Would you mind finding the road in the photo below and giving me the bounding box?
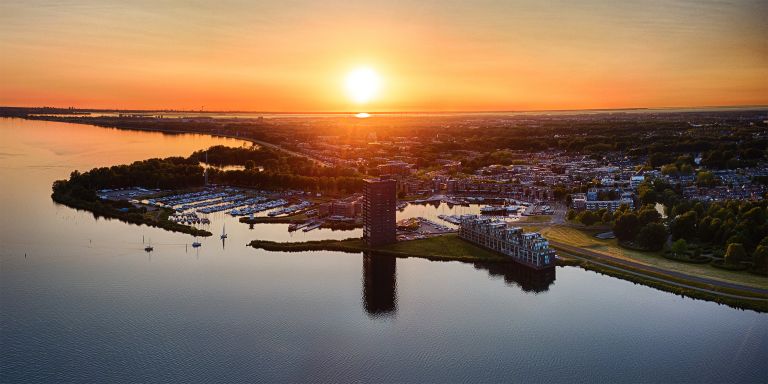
[250,139,332,167]
[552,240,768,299]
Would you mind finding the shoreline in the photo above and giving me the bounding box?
[51,191,212,238]
[250,235,768,312]
[23,114,767,311]
[249,234,509,263]
[17,115,332,167]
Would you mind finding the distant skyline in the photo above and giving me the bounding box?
[1,0,767,112]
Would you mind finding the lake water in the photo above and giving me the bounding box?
[1,118,766,383]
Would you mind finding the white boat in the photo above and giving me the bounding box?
[220,224,227,239]
[480,205,507,214]
[302,222,322,232]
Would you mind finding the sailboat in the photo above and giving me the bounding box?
[220,223,228,239]
[144,238,154,252]
[192,237,202,248]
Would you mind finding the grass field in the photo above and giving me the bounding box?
[539,225,768,289]
[518,215,553,223]
[250,233,506,262]
[383,234,503,260]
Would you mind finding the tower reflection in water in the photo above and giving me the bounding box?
[362,252,397,317]
[361,251,558,318]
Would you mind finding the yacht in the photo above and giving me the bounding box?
[480,205,507,215]
[220,224,228,239]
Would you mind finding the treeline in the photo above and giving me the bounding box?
[52,146,366,199]
[647,139,766,170]
[17,113,284,146]
[637,179,767,274]
[60,157,205,191]
[611,205,667,251]
[567,204,667,252]
[209,169,364,194]
[191,145,277,167]
[667,200,767,267]
[191,145,360,178]
[10,107,766,173]
[52,168,211,237]
[405,112,765,174]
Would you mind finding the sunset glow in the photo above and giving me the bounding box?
[345,68,381,104]
[0,1,766,111]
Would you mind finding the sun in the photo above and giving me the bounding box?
[344,67,381,104]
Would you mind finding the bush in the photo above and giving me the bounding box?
[671,239,688,256]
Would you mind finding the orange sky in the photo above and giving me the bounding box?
[1,1,767,112]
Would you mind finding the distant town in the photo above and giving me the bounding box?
[3,106,767,311]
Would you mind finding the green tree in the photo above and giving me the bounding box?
[661,164,679,176]
[577,211,599,226]
[752,245,768,275]
[671,238,688,256]
[639,188,658,206]
[696,171,718,187]
[726,233,751,252]
[697,216,713,240]
[649,152,674,168]
[724,243,747,265]
[637,223,668,251]
[637,205,662,226]
[613,212,640,241]
[742,207,766,226]
[670,210,697,240]
[601,211,613,224]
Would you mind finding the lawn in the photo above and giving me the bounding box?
[539,225,768,289]
[250,233,506,262]
[383,233,503,260]
[519,215,553,223]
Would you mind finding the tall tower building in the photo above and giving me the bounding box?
[363,176,397,246]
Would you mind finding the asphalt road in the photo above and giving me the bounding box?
[250,139,332,167]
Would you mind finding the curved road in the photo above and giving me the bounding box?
[250,139,332,167]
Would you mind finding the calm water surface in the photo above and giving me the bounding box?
[1,118,766,383]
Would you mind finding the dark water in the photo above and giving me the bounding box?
[1,118,766,383]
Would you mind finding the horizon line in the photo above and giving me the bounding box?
[2,104,767,115]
